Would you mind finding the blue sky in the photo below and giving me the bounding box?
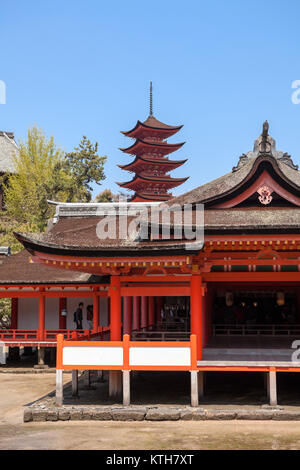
[1,0,300,198]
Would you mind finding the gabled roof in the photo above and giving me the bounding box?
[0,131,19,173]
[168,123,300,207]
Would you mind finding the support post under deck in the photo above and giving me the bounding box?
[72,370,78,396]
[56,369,63,406]
[190,370,199,407]
[123,370,130,405]
[268,369,277,406]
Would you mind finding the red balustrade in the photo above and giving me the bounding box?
[0,329,38,341]
[0,328,110,343]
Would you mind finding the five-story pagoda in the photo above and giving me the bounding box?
[118,82,188,201]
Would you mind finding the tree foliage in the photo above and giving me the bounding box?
[63,136,107,202]
[3,127,107,230]
[94,189,119,203]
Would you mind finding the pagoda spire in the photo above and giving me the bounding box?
[118,86,188,202]
[149,81,153,117]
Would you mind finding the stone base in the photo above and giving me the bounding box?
[23,405,300,423]
[33,365,49,370]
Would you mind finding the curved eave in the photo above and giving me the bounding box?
[121,120,183,138]
[120,139,185,155]
[14,232,199,258]
[117,175,189,189]
[131,193,172,202]
[118,157,188,171]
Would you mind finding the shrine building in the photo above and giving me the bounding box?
[0,111,300,407]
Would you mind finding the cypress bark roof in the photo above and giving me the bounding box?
[0,250,109,284]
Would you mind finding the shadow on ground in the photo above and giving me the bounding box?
[28,370,300,409]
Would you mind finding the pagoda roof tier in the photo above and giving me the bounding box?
[120,139,185,157]
[121,116,183,140]
[131,193,172,202]
[118,155,187,173]
[117,174,189,191]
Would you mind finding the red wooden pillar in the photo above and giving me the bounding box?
[93,294,99,333]
[38,294,45,341]
[148,297,155,328]
[123,297,132,336]
[132,296,140,331]
[202,292,206,347]
[59,298,67,330]
[141,296,148,330]
[110,276,121,341]
[10,298,18,329]
[190,275,203,360]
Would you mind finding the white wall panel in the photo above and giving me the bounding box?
[66,297,93,330]
[45,297,59,329]
[18,298,38,329]
[63,346,123,366]
[129,347,191,367]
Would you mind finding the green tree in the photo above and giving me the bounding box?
[94,189,130,203]
[94,189,118,202]
[63,136,107,202]
[3,127,107,230]
[3,127,71,229]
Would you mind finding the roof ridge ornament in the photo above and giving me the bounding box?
[232,121,299,172]
[278,152,299,170]
[259,120,271,154]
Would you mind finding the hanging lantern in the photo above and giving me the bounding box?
[226,292,234,307]
[276,292,285,306]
